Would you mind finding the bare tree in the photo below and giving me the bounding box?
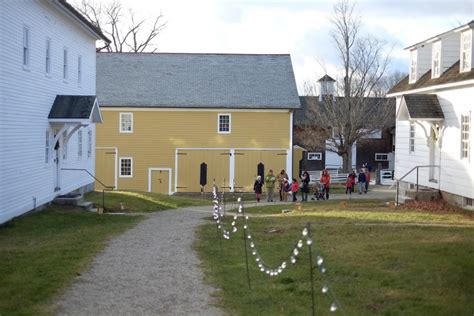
[73,0,166,52]
[301,0,394,172]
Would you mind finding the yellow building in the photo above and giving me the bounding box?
[95,53,300,194]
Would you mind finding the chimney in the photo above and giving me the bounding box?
[317,75,336,102]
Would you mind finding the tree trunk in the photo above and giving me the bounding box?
[341,144,353,173]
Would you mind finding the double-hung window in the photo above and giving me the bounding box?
[120,113,133,133]
[119,157,133,177]
[23,26,30,67]
[218,114,231,133]
[45,39,51,74]
[461,114,471,160]
[409,49,417,83]
[375,153,389,161]
[432,41,441,78]
[63,48,68,80]
[461,30,472,72]
[409,122,415,153]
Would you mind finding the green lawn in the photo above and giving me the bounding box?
[85,190,210,212]
[0,206,143,315]
[195,200,474,315]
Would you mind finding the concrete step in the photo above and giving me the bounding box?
[53,194,84,206]
[406,188,440,200]
[397,195,414,205]
[77,201,93,212]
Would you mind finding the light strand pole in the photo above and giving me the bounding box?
[307,222,315,316]
[242,202,252,289]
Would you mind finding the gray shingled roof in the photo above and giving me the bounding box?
[403,94,444,119]
[96,53,300,109]
[48,95,97,119]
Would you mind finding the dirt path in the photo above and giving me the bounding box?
[56,206,223,316]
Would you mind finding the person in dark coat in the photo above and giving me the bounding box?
[357,169,366,194]
[254,175,264,202]
[300,170,310,202]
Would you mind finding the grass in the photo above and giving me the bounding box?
[0,205,143,315]
[85,190,210,212]
[195,200,474,315]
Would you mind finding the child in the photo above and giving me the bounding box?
[291,178,299,202]
[282,178,289,202]
[345,172,355,194]
[253,175,264,202]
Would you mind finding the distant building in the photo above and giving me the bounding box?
[94,53,300,193]
[0,0,108,223]
[294,76,395,175]
[387,21,474,208]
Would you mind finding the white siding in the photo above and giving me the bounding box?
[395,86,474,199]
[441,32,460,74]
[416,45,432,80]
[0,1,98,223]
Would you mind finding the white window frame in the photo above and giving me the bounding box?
[432,41,441,78]
[87,129,92,158]
[409,49,417,83]
[375,153,389,161]
[45,129,51,164]
[460,29,472,73]
[217,113,231,134]
[307,152,322,160]
[78,55,82,85]
[77,129,83,158]
[23,26,30,68]
[45,38,51,75]
[409,121,415,154]
[119,157,133,178]
[119,112,133,133]
[461,113,471,161]
[63,48,68,80]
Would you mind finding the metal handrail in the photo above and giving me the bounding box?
[61,168,115,211]
[395,165,439,206]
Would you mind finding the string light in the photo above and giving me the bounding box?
[322,285,329,294]
[297,240,303,249]
[330,302,338,312]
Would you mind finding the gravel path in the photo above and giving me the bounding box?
[56,206,224,316]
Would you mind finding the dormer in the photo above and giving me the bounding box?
[317,75,336,102]
[409,44,431,84]
[460,28,472,73]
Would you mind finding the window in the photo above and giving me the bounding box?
[45,39,51,74]
[409,49,417,83]
[432,41,441,78]
[62,135,67,160]
[461,114,470,160]
[375,153,389,161]
[409,121,415,153]
[307,152,322,160]
[218,114,231,133]
[45,130,50,164]
[120,113,133,133]
[77,130,83,157]
[78,55,82,84]
[63,48,68,79]
[361,129,382,139]
[461,30,472,72]
[87,129,92,158]
[119,157,133,177]
[23,26,30,67]
[465,197,473,207]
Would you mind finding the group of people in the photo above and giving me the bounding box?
[345,169,371,194]
[253,169,332,203]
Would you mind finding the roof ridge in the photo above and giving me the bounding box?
[96,52,291,56]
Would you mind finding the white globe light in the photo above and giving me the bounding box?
[330,302,338,312]
[307,239,313,245]
[250,242,255,248]
[297,240,303,249]
[290,256,296,264]
[232,227,237,233]
[317,256,324,266]
[293,248,299,256]
[322,285,329,294]
[302,228,308,236]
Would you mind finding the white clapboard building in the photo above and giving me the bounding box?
[387,21,474,208]
[0,0,109,223]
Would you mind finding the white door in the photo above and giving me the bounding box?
[429,128,438,182]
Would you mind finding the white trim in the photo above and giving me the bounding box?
[217,113,231,134]
[148,168,173,195]
[287,111,293,181]
[119,112,133,133]
[101,107,291,113]
[48,118,91,124]
[460,29,472,73]
[119,157,133,178]
[229,149,235,192]
[96,147,118,189]
[387,79,474,97]
[176,147,289,151]
[431,41,441,79]
[174,148,178,193]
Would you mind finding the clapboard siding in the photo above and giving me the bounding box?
[441,33,460,74]
[395,85,474,200]
[0,1,98,223]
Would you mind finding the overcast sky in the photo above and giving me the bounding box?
[115,0,473,91]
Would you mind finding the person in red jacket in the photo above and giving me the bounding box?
[291,178,299,202]
[319,169,331,200]
[345,172,356,194]
[364,169,371,193]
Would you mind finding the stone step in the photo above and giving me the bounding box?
[53,194,84,206]
[77,201,93,212]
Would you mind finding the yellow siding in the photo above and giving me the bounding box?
[150,170,169,194]
[96,109,291,192]
[95,148,116,189]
